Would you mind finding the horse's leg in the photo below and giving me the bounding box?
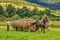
[42,26,45,33]
[43,28,45,33]
[20,26,23,31]
[35,25,39,32]
[7,24,9,31]
[28,28,31,32]
[16,26,18,31]
[45,22,49,31]
[40,26,42,32]
[41,24,45,33]
[26,25,31,32]
[28,25,31,32]
[42,27,45,33]
[34,25,36,32]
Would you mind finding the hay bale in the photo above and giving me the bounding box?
[11,18,36,32]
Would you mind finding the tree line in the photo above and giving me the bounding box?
[0,4,59,21]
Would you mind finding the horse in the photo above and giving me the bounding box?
[31,20,49,33]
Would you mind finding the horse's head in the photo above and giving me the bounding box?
[31,20,41,31]
[31,20,42,26]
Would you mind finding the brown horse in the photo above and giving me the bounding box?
[31,20,49,33]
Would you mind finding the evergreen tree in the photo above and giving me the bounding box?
[6,4,16,17]
[0,5,4,15]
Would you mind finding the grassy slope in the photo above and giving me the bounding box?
[0,0,60,16]
[0,3,45,11]
[0,0,45,11]
[0,3,60,16]
[51,10,60,16]
[37,0,60,4]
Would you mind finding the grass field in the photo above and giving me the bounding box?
[0,25,60,40]
[0,21,60,40]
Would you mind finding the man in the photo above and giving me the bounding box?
[7,21,10,31]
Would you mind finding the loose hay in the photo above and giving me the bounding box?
[11,19,36,32]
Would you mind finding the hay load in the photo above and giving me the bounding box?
[11,18,36,32]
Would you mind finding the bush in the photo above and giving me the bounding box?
[31,15,40,20]
[11,14,21,20]
[0,15,7,21]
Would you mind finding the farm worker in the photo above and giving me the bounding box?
[7,21,10,31]
[41,13,49,33]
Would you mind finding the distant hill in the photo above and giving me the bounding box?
[26,0,60,10]
[36,0,60,4]
[0,0,46,10]
[1,0,60,10]
[0,0,60,16]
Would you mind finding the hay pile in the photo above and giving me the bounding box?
[11,18,36,32]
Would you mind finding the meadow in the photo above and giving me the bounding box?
[0,21,60,40]
[0,0,60,40]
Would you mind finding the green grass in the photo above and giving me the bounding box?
[0,21,60,40]
[0,26,60,40]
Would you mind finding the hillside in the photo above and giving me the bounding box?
[0,0,60,10]
[0,3,45,11]
[36,0,60,4]
[0,0,60,16]
[26,0,60,10]
[0,0,46,11]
